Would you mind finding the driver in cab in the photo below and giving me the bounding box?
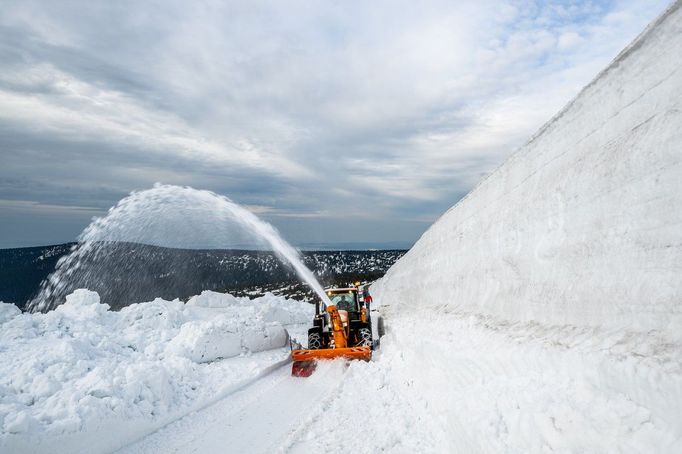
[336,295,353,312]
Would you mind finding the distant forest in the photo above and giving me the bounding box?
[0,243,405,310]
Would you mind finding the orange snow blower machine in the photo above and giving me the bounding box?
[291,285,373,377]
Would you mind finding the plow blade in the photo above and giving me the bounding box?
[291,346,371,377]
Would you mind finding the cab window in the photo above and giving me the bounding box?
[330,292,356,312]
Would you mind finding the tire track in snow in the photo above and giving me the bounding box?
[117,361,347,454]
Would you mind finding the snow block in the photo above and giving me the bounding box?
[242,324,290,353]
[166,320,243,362]
[167,320,290,363]
[55,289,110,320]
[185,290,240,308]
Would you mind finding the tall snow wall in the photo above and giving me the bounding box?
[374,2,682,337]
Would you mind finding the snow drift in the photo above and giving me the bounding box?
[374,1,682,338]
[0,290,311,454]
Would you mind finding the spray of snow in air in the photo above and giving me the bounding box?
[28,184,331,312]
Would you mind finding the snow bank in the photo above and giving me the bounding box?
[374,1,682,338]
[363,3,682,452]
[0,290,312,454]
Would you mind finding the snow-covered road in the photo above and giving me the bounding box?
[118,361,347,454]
[63,299,680,453]
[2,288,679,453]
[294,306,682,453]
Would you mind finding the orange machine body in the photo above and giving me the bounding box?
[291,304,371,376]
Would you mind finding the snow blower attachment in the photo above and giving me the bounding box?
[291,286,373,377]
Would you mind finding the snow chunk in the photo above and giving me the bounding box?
[0,302,20,324]
[55,289,110,320]
[186,290,240,308]
[167,320,242,362]
[167,319,290,363]
[3,412,33,434]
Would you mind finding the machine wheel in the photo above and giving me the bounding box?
[356,327,372,347]
[308,331,322,349]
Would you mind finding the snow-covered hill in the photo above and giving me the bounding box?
[0,244,405,309]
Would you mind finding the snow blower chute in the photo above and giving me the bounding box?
[291,286,373,377]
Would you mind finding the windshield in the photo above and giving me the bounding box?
[329,292,356,312]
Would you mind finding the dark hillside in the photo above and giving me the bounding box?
[0,243,405,310]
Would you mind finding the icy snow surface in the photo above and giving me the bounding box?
[0,290,312,454]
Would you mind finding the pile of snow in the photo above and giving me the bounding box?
[0,289,312,454]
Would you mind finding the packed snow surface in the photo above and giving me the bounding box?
[0,290,312,454]
[119,361,348,454]
[292,306,682,453]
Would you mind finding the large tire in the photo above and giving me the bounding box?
[308,331,322,349]
[356,327,372,347]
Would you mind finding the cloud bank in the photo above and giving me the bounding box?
[0,0,670,248]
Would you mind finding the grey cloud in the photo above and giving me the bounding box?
[0,0,670,248]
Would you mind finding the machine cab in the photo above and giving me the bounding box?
[326,288,360,313]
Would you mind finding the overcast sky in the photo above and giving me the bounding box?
[0,0,670,249]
